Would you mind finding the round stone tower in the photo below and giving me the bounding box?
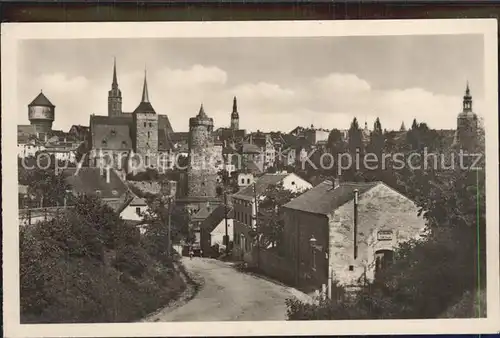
[187,104,218,198]
[28,91,55,133]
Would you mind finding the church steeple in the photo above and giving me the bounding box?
[108,57,122,117]
[463,80,472,112]
[141,69,150,103]
[112,57,118,89]
[230,96,239,130]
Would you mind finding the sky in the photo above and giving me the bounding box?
[17,34,484,133]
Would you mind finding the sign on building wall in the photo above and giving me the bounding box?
[377,230,393,241]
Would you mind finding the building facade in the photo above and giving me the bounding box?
[232,173,312,263]
[282,180,427,289]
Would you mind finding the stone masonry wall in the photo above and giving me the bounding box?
[327,183,426,286]
[134,112,158,170]
[187,124,217,197]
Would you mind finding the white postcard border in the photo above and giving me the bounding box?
[2,19,499,337]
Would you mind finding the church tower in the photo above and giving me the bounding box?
[455,82,478,151]
[108,58,123,117]
[132,69,158,169]
[230,96,239,130]
[187,104,217,198]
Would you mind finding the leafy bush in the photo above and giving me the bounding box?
[20,195,187,323]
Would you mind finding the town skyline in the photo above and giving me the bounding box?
[17,34,484,133]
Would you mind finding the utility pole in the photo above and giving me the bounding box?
[224,191,229,255]
[167,195,172,256]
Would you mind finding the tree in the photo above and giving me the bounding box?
[365,118,385,181]
[257,183,306,248]
[18,158,72,207]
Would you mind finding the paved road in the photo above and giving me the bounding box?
[147,257,310,322]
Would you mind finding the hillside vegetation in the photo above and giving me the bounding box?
[20,195,186,323]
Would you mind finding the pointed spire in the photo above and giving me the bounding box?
[141,68,149,103]
[465,80,470,96]
[232,96,238,113]
[400,121,406,132]
[198,103,206,117]
[112,57,118,88]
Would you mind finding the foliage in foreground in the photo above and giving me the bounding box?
[287,137,486,319]
[20,195,186,323]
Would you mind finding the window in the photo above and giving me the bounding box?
[241,178,245,184]
[291,181,296,185]
[102,140,107,147]
[247,179,250,184]
[149,123,152,127]
[136,207,141,215]
[145,156,149,166]
[148,131,150,138]
[144,122,146,127]
[122,141,127,148]
[110,129,116,136]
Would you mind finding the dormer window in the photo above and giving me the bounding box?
[111,190,118,196]
[102,140,107,147]
[110,129,116,136]
[122,141,127,147]
[95,190,102,196]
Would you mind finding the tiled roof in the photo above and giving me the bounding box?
[192,203,219,222]
[284,180,379,215]
[245,160,263,175]
[200,204,234,233]
[29,92,55,107]
[91,122,132,150]
[158,115,174,134]
[62,167,129,200]
[129,196,147,206]
[133,101,156,114]
[233,173,288,199]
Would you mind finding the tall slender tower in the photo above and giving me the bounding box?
[108,57,122,117]
[132,69,158,169]
[230,96,239,130]
[455,81,478,151]
[187,104,217,198]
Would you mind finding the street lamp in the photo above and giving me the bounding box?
[309,235,317,269]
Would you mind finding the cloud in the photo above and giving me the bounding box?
[18,68,478,134]
[157,64,228,88]
[37,73,89,93]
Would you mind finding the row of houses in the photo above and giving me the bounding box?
[193,171,427,293]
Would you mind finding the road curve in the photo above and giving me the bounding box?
[146,257,309,322]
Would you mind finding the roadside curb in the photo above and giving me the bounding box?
[140,260,203,322]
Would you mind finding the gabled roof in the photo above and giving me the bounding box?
[62,167,129,200]
[158,114,174,134]
[200,204,234,233]
[233,173,289,200]
[129,196,147,206]
[284,180,379,215]
[133,101,156,114]
[192,203,220,222]
[29,92,55,107]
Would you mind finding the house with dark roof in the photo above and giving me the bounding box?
[282,179,426,289]
[231,173,312,263]
[199,204,234,257]
[62,167,131,212]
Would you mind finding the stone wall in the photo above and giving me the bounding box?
[134,112,158,169]
[252,247,295,285]
[327,182,426,285]
[187,124,217,198]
